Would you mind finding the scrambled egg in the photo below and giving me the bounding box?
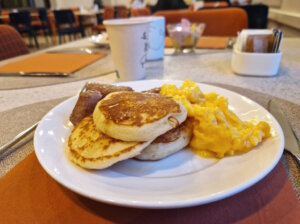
[160,79,271,159]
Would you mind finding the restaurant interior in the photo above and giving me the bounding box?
[0,0,299,223]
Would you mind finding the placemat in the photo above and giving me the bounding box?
[0,53,115,90]
[0,53,107,75]
[165,36,228,49]
[0,97,68,175]
[0,152,299,224]
[0,84,300,223]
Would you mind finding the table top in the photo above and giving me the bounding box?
[0,36,300,222]
[75,9,104,16]
[1,37,299,112]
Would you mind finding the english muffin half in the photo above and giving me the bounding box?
[93,91,187,142]
[136,119,193,160]
[66,115,152,169]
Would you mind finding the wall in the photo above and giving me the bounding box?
[49,0,94,9]
[252,0,281,7]
[281,0,300,13]
[102,0,158,7]
[253,0,300,37]
[34,0,45,7]
[102,0,130,7]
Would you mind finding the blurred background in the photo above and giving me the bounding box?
[0,0,299,52]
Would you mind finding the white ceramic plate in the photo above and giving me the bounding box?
[89,33,109,47]
[34,80,284,209]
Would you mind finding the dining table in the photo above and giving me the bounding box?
[0,36,299,223]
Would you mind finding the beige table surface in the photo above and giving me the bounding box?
[0,37,299,196]
[0,37,299,112]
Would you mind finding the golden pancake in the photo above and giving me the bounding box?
[136,119,193,160]
[66,115,152,169]
[93,91,187,141]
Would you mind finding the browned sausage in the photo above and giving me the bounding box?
[85,83,133,97]
[70,90,103,126]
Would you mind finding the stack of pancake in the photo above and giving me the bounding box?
[66,84,192,170]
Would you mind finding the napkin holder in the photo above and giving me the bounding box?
[231,45,282,76]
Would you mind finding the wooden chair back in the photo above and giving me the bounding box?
[131,7,151,17]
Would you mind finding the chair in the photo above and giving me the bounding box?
[37,8,52,41]
[92,7,114,33]
[70,7,94,32]
[154,8,248,36]
[150,0,189,13]
[96,13,103,25]
[189,1,229,10]
[9,10,39,48]
[79,17,96,35]
[0,10,11,24]
[204,1,229,7]
[0,25,29,61]
[53,9,85,44]
[131,7,151,17]
[103,7,115,19]
[115,6,128,18]
[235,4,268,29]
[205,0,231,4]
